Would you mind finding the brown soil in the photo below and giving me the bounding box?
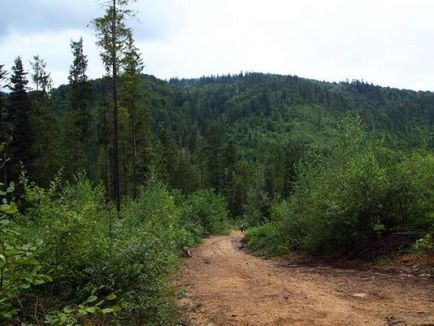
[174,231,434,326]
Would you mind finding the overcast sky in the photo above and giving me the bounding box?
[1,0,434,91]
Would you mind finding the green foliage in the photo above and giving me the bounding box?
[182,189,230,238]
[64,37,93,181]
[5,56,32,182]
[248,117,434,257]
[0,182,51,322]
[414,234,434,255]
[44,292,120,326]
[0,173,230,324]
[245,223,288,256]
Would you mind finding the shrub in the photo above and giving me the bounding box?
[183,189,229,237]
[249,117,434,258]
[1,174,232,324]
[245,223,288,256]
[0,182,52,322]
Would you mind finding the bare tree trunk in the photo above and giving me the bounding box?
[131,105,137,199]
[122,135,127,197]
[112,0,120,211]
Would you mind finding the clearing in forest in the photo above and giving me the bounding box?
[174,231,434,326]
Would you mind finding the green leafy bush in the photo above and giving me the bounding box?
[248,117,434,257]
[0,182,52,322]
[414,234,434,255]
[182,189,230,237]
[245,223,288,256]
[1,174,231,324]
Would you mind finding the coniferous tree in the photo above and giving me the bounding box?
[223,141,237,213]
[6,57,32,183]
[30,55,52,95]
[29,57,61,185]
[96,79,113,194]
[204,123,224,192]
[66,38,92,179]
[157,126,177,185]
[92,0,134,210]
[0,64,9,183]
[121,34,143,198]
[0,65,8,143]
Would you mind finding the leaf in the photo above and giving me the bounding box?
[105,293,117,301]
[85,307,96,314]
[86,295,98,303]
[0,202,17,215]
[101,308,114,314]
[111,305,122,313]
[6,182,15,193]
[39,274,53,282]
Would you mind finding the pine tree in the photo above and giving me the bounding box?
[121,34,144,198]
[92,0,134,210]
[6,57,32,182]
[0,64,9,183]
[223,141,237,214]
[204,123,224,192]
[66,37,92,179]
[96,78,113,195]
[0,65,8,143]
[28,57,62,185]
[30,55,52,95]
[157,126,177,185]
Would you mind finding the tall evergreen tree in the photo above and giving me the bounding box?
[0,64,9,183]
[6,57,32,182]
[30,55,52,95]
[29,57,62,185]
[92,0,134,210]
[204,123,224,192]
[95,79,112,195]
[121,34,144,198]
[66,37,92,179]
[0,65,8,142]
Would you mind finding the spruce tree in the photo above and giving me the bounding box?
[66,37,92,179]
[121,34,143,198]
[0,64,8,183]
[6,57,32,182]
[92,0,134,210]
[0,65,8,143]
[96,78,113,195]
[29,57,61,186]
[30,55,52,95]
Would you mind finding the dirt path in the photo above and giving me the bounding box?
[174,231,434,326]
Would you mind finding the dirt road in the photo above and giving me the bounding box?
[174,231,434,326]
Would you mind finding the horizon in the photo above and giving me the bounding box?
[1,0,434,92]
[1,70,429,95]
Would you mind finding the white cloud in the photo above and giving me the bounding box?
[1,0,434,91]
[0,29,104,89]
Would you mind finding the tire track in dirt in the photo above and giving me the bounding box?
[174,231,434,325]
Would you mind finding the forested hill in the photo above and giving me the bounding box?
[167,73,434,148]
[13,73,426,214]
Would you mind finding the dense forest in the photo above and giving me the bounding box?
[1,1,434,324]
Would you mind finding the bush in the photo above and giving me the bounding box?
[248,117,434,258]
[1,175,231,324]
[182,188,230,237]
[245,223,288,256]
[414,234,434,255]
[0,182,52,322]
